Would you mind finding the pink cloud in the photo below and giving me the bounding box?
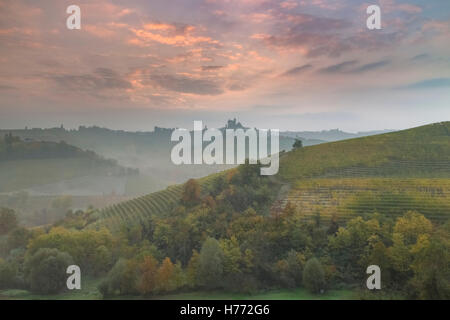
[129,23,219,47]
[379,0,422,14]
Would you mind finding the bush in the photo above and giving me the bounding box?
[303,258,326,294]
[24,248,73,294]
[98,259,139,297]
[0,260,17,289]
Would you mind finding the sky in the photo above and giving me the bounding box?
[0,0,449,132]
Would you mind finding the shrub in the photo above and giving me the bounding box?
[303,258,326,294]
[24,248,74,294]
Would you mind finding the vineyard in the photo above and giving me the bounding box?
[90,122,450,231]
[271,178,450,223]
[279,122,450,181]
[88,173,224,231]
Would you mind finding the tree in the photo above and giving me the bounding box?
[327,215,339,235]
[186,250,200,288]
[156,257,175,293]
[302,258,326,294]
[0,259,17,289]
[292,139,303,149]
[328,216,381,278]
[0,208,17,235]
[197,238,224,289]
[91,245,112,275]
[27,227,114,275]
[410,237,450,299]
[172,261,186,290]
[285,250,305,286]
[211,175,226,197]
[99,258,139,297]
[6,227,31,252]
[182,179,201,206]
[139,255,159,295]
[393,211,432,246]
[24,248,74,294]
[220,236,253,276]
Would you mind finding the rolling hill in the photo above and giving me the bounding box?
[1,120,383,189]
[89,122,450,231]
[0,135,136,193]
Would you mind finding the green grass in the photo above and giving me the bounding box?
[279,122,450,181]
[153,288,355,300]
[0,277,103,300]
[0,283,355,300]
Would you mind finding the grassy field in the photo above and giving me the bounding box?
[0,277,103,300]
[152,288,355,300]
[0,280,355,300]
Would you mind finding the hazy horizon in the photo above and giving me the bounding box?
[0,110,446,133]
[0,0,449,132]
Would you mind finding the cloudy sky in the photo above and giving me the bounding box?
[0,0,449,131]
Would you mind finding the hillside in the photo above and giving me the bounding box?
[0,121,369,188]
[279,121,450,181]
[5,122,449,300]
[89,122,450,231]
[87,172,225,231]
[0,135,136,193]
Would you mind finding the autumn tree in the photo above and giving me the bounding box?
[393,211,432,246]
[182,179,201,206]
[410,236,450,299]
[186,250,200,288]
[139,255,159,295]
[27,227,114,275]
[156,257,175,293]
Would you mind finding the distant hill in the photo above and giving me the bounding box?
[0,121,301,188]
[89,121,450,231]
[0,135,137,193]
[280,128,395,142]
[3,120,386,188]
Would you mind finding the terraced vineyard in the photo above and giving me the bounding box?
[279,122,450,182]
[88,173,224,231]
[271,178,450,223]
